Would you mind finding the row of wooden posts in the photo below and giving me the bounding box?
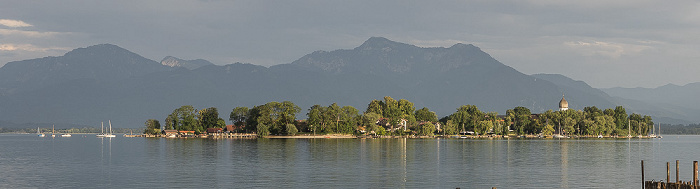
[642,160,699,189]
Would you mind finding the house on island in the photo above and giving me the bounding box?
[376,118,408,131]
[179,130,195,136]
[206,128,223,135]
[163,129,178,137]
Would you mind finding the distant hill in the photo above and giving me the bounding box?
[0,38,693,128]
[602,83,700,124]
[160,56,214,70]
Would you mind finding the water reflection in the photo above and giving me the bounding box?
[6,135,699,188]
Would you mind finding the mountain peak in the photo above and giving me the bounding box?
[357,37,413,50]
[450,43,476,49]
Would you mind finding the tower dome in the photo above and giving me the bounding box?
[559,95,569,111]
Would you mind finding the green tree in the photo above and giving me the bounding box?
[338,106,360,134]
[451,105,483,134]
[595,115,615,136]
[256,122,270,137]
[365,99,384,115]
[362,112,382,135]
[247,103,274,133]
[382,96,401,129]
[542,124,555,136]
[418,122,436,136]
[415,107,438,122]
[144,119,161,135]
[198,107,222,130]
[613,106,628,131]
[167,105,198,132]
[443,120,458,135]
[398,99,416,121]
[563,117,576,135]
[326,103,341,133]
[475,120,493,135]
[278,101,301,126]
[229,107,249,127]
[307,105,325,133]
[285,123,298,136]
[165,114,175,130]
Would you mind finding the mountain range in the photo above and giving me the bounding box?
[0,37,696,128]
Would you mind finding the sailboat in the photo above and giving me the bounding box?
[96,122,106,137]
[104,120,116,138]
[649,122,657,138]
[657,123,663,138]
[51,125,56,138]
[626,120,632,138]
[61,127,72,137]
[37,127,45,137]
[553,122,568,138]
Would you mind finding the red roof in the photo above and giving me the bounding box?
[206,128,223,133]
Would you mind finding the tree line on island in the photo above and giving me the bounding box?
[144,96,655,137]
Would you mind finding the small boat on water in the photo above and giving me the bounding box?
[553,134,569,139]
[96,122,106,137]
[597,135,603,138]
[61,133,72,137]
[51,125,56,138]
[37,127,45,137]
[104,120,116,138]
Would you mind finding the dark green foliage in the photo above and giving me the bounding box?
[166,105,198,132]
[198,107,223,129]
[229,107,249,127]
[285,123,298,136]
[245,101,301,136]
[144,119,161,135]
[417,122,435,136]
[415,107,437,122]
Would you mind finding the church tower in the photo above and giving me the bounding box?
[559,95,569,111]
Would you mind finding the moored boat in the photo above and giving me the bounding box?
[104,120,116,138]
[96,122,106,137]
[37,127,45,137]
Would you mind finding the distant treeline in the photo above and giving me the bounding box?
[145,96,669,137]
[656,124,700,135]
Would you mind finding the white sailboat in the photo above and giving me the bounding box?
[649,122,657,138]
[51,125,55,138]
[626,120,632,138]
[104,120,116,138]
[96,122,106,137]
[37,127,45,137]
[657,123,663,138]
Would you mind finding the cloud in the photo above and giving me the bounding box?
[0,19,32,28]
[564,40,653,58]
[0,29,65,38]
[0,43,70,52]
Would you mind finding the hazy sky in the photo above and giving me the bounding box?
[2,1,699,88]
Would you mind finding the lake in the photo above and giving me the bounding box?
[1,134,699,188]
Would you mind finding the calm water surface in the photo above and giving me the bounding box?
[1,134,699,188]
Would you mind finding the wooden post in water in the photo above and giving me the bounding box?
[667,162,670,184]
[676,160,679,184]
[694,161,698,187]
[641,160,645,189]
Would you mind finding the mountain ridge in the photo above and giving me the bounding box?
[0,38,694,127]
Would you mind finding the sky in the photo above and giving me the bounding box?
[1,0,699,88]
